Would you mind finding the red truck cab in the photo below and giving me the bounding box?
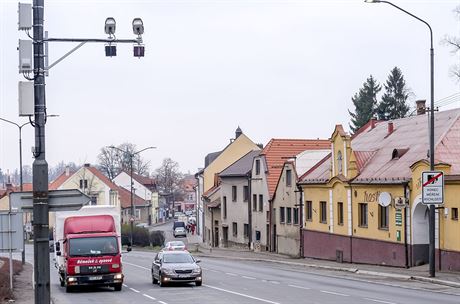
[56,214,125,292]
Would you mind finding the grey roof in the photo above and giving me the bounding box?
[205,151,222,168]
[219,150,260,177]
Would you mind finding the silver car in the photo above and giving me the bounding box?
[173,227,186,238]
[164,241,186,251]
[151,251,202,287]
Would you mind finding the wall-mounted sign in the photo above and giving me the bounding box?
[422,171,444,205]
[394,197,407,210]
[395,211,402,226]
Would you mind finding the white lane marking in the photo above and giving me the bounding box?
[242,276,256,280]
[210,269,219,273]
[158,301,168,304]
[288,284,311,290]
[320,290,349,297]
[123,284,128,287]
[204,284,281,304]
[225,272,237,276]
[142,294,156,300]
[269,281,280,284]
[124,262,150,271]
[130,287,140,293]
[364,298,397,304]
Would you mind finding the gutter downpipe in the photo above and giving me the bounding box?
[403,182,409,268]
[247,172,253,250]
[350,184,353,264]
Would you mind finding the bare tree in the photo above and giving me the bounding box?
[442,6,460,81]
[97,142,151,180]
[154,158,183,195]
[48,161,78,181]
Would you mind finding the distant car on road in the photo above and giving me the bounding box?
[136,222,149,228]
[151,251,202,287]
[173,227,186,238]
[163,241,187,251]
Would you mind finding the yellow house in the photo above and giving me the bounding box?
[299,106,460,269]
[200,127,260,246]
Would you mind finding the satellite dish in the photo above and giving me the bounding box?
[378,192,392,207]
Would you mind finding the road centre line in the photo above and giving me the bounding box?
[124,261,150,271]
[130,287,140,293]
[320,290,349,297]
[158,301,168,304]
[204,284,281,304]
[288,284,311,290]
[242,276,256,280]
[225,272,238,276]
[364,298,397,304]
[142,294,156,300]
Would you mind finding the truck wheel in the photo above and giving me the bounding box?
[114,284,122,291]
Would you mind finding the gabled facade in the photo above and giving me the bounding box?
[113,171,159,224]
[197,127,260,244]
[299,107,460,269]
[251,139,330,251]
[218,150,260,248]
[271,149,330,256]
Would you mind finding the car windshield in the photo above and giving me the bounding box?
[69,236,118,257]
[163,253,194,263]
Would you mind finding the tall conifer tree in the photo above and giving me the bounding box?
[348,75,381,133]
[377,67,410,120]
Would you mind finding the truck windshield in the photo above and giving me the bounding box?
[69,236,118,257]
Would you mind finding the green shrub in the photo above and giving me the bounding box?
[149,231,165,247]
[121,224,150,247]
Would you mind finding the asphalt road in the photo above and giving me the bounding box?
[5,221,460,304]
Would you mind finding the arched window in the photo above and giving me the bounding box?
[337,151,343,174]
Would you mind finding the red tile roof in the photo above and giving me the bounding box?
[117,186,148,208]
[125,170,156,186]
[261,139,330,199]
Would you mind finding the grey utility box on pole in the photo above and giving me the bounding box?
[18,81,35,116]
[18,39,33,73]
[18,3,32,30]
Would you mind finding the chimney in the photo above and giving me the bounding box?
[370,117,377,129]
[84,163,90,167]
[65,166,70,176]
[416,100,426,115]
[388,121,394,135]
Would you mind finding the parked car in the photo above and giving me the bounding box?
[136,222,149,228]
[163,241,186,251]
[173,227,186,238]
[151,251,202,287]
[173,221,186,230]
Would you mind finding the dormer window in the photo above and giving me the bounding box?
[391,148,409,160]
[337,151,343,174]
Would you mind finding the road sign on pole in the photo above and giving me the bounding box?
[422,171,444,205]
[9,189,90,212]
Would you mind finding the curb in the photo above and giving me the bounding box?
[195,252,460,288]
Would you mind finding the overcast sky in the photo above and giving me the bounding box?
[1,0,459,177]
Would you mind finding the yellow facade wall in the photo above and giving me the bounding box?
[441,180,460,251]
[303,185,330,233]
[203,134,259,192]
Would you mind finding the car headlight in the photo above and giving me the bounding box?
[114,273,123,280]
[192,268,201,274]
[161,268,174,275]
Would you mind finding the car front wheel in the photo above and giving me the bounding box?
[195,280,202,287]
[159,274,166,287]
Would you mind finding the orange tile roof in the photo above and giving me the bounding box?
[86,167,119,191]
[261,139,330,199]
[49,171,75,190]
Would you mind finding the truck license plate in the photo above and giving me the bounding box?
[89,276,102,281]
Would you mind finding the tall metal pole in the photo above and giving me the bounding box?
[365,0,436,277]
[32,0,50,302]
[130,153,134,247]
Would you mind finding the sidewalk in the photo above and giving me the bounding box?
[187,236,460,289]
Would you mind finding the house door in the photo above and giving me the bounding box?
[214,227,219,247]
[273,225,277,253]
[412,195,429,266]
[223,227,228,248]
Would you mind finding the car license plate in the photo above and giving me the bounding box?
[89,276,102,281]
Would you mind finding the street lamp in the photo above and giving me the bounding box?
[108,145,156,246]
[365,0,436,277]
